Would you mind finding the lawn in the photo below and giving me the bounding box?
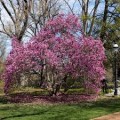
[0,97,120,120]
[0,81,120,120]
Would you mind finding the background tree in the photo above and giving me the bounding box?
[0,40,5,61]
[0,39,6,75]
[0,0,61,40]
[0,0,32,41]
[28,0,61,37]
[63,0,120,70]
[63,0,120,40]
[2,14,106,95]
[63,0,101,36]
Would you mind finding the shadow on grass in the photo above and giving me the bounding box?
[0,96,8,104]
[0,91,96,104]
[1,98,120,120]
[72,97,120,115]
[0,110,48,120]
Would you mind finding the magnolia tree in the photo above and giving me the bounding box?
[2,14,106,95]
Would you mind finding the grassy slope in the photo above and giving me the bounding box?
[1,80,120,120]
[0,81,4,95]
[0,97,120,120]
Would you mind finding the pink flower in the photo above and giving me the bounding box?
[2,14,106,95]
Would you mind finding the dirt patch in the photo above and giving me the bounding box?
[4,93,97,104]
[93,112,120,120]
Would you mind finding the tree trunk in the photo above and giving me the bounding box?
[100,0,109,40]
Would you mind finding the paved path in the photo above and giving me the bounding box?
[93,112,120,120]
[105,88,120,97]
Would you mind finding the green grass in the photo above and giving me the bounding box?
[1,97,120,120]
[0,81,4,95]
[66,88,85,94]
[0,81,120,120]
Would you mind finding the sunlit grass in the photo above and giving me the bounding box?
[0,97,120,120]
[1,81,120,119]
[0,81,4,95]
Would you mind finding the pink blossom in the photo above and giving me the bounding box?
[2,14,106,94]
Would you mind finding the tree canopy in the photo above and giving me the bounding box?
[2,14,106,95]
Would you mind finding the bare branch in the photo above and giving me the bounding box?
[100,0,109,40]
[0,17,11,37]
[88,0,100,35]
[18,0,29,40]
[8,0,17,18]
[63,0,74,14]
[0,0,15,24]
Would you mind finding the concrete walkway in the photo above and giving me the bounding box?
[93,112,120,120]
[105,88,120,97]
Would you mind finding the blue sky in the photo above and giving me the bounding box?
[61,0,105,15]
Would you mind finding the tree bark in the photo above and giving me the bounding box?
[100,0,109,40]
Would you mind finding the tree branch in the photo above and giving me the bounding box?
[0,0,15,24]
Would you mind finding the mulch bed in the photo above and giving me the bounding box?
[4,93,97,104]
